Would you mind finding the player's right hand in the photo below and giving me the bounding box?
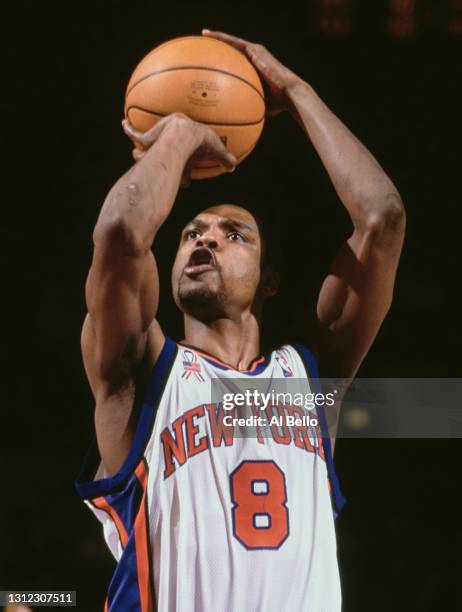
[122,113,237,188]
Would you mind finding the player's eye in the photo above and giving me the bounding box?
[228,231,245,242]
[186,230,200,240]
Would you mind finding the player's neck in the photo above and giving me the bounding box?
[182,313,261,371]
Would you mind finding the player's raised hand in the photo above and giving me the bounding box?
[122,113,236,187]
[201,29,302,117]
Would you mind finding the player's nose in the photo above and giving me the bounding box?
[196,232,221,250]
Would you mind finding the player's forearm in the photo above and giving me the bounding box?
[287,79,405,230]
[94,122,197,255]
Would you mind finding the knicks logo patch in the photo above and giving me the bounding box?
[181,349,205,382]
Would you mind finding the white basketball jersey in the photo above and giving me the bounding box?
[75,336,346,612]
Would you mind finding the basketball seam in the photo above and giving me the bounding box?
[126,106,265,127]
[126,65,265,101]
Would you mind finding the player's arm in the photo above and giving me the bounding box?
[200,31,406,380]
[286,81,405,379]
[83,113,236,476]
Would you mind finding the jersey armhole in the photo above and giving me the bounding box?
[292,343,347,516]
[75,335,178,500]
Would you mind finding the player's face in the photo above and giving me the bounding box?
[172,205,263,319]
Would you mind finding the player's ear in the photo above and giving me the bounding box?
[261,266,280,297]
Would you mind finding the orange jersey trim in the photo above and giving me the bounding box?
[134,461,154,612]
[92,496,129,549]
[178,342,266,372]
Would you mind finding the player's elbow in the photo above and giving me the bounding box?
[93,212,150,258]
[363,192,406,238]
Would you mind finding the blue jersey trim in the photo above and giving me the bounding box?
[104,472,144,543]
[292,343,347,515]
[105,459,154,612]
[106,536,142,612]
[75,335,178,500]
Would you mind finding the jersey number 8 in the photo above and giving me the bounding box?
[230,460,289,550]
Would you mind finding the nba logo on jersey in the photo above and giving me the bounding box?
[276,348,294,377]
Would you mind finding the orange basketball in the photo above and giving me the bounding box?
[124,35,265,179]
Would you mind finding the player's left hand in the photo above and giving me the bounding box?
[201,29,302,118]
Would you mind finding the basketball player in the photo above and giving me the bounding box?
[75,30,405,611]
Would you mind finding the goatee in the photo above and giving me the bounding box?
[178,285,228,321]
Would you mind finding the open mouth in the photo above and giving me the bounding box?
[184,247,217,276]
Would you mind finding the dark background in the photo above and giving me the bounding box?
[1,0,460,610]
